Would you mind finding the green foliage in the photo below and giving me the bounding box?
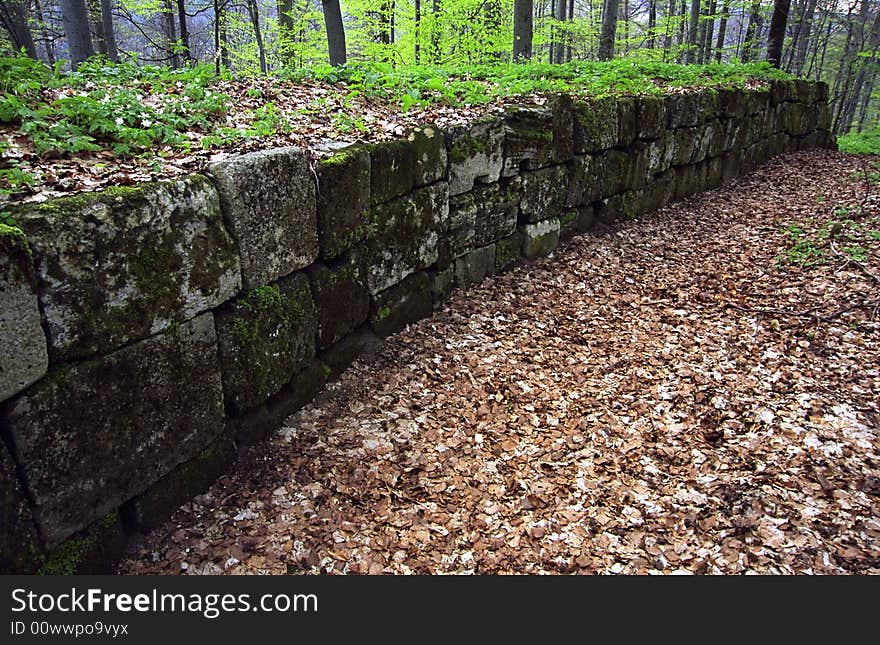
[838,128,880,155]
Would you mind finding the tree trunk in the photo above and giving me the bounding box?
[839,6,880,133]
[33,0,55,63]
[686,0,700,63]
[100,0,118,61]
[513,0,533,60]
[414,0,420,63]
[598,0,619,60]
[714,0,728,62]
[648,0,657,49]
[88,0,106,56]
[701,0,716,64]
[431,0,441,63]
[176,0,191,63]
[741,0,762,62]
[663,0,676,57]
[0,0,38,58]
[246,0,267,73]
[766,0,791,67]
[552,0,566,63]
[59,0,95,68]
[792,0,817,75]
[566,0,574,61]
[322,0,346,66]
[163,0,180,68]
[277,0,293,42]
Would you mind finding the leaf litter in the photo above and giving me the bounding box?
[119,149,879,575]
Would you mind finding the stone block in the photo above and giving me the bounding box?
[369,139,416,204]
[316,145,371,260]
[573,97,618,153]
[37,510,126,575]
[0,224,47,402]
[369,271,433,337]
[409,124,448,186]
[521,219,561,259]
[636,95,667,140]
[430,265,456,305]
[617,97,637,147]
[455,244,496,289]
[364,182,449,294]
[210,148,316,289]
[3,314,226,548]
[14,177,241,361]
[216,272,317,415]
[495,232,523,273]
[319,327,383,379]
[308,255,370,350]
[0,441,41,573]
[446,117,505,195]
[519,165,570,223]
[502,96,574,176]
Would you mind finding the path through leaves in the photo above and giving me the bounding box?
[120,150,879,574]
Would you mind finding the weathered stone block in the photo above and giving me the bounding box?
[14,177,241,362]
[446,117,505,195]
[308,255,370,350]
[718,88,747,118]
[319,327,383,379]
[559,210,579,240]
[210,148,316,289]
[0,224,47,402]
[636,96,666,140]
[721,149,744,184]
[430,265,456,305]
[368,139,416,204]
[519,165,570,223]
[666,92,703,128]
[409,124,448,186]
[673,127,699,166]
[675,163,707,201]
[495,232,523,273]
[592,149,631,199]
[122,434,234,531]
[452,180,520,248]
[521,219,561,260]
[0,441,41,573]
[817,103,832,131]
[364,182,449,294]
[216,272,317,415]
[455,244,496,288]
[316,145,371,260]
[598,190,646,222]
[617,97,637,147]
[770,80,797,106]
[573,97,618,153]
[645,131,676,176]
[370,272,432,337]
[794,79,817,104]
[37,510,126,575]
[743,89,770,115]
[566,155,594,207]
[722,118,744,152]
[706,156,724,189]
[3,313,226,548]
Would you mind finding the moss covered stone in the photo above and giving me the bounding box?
[616,97,637,147]
[0,223,48,402]
[495,232,523,273]
[451,180,519,250]
[316,145,371,260]
[675,163,708,201]
[122,433,234,531]
[718,88,747,118]
[518,165,569,224]
[409,124,448,186]
[591,149,631,199]
[37,510,126,575]
[666,92,703,128]
[454,244,495,289]
[502,96,574,176]
[364,182,449,294]
[307,254,370,350]
[445,117,505,196]
[635,96,666,140]
[318,327,383,379]
[573,97,617,153]
[369,271,432,337]
[0,440,42,573]
[430,265,455,306]
[216,272,317,415]
[210,147,316,289]
[2,313,225,548]
[521,219,560,260]
[368,139,416,204]
[12,177,240,362]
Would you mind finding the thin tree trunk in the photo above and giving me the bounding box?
[566,0,574,61]
[59,0,95,68]
[598,0,619,60]
[513,0,533,60]
[648,0,657,49]
[766,0,792,67]
[88,0,106,56]
[701,0,716,64]
[163,0,180,68]
[322,0,346,66]
[176,0,191,63]
[431,0,441,63]
[686,0,700,63]
[0,0,38,58]
[414,0,420,63]
[792,0,817,75]
[677,0,686,60]
[714,0,727,61]
[246,0,267,73]
[741,0,762,62]
[839,6,880,132]
[553,0,566,63]
[33,0,55,63]
[100,0,118,61]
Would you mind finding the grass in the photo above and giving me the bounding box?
[838,127,880,155]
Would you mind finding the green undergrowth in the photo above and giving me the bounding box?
[838,127,880,155]
[776,203,880,269]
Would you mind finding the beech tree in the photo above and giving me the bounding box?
[513,0,533,60]
[322,0,346,67]
[0,0,38,58]
[59,0,95,68]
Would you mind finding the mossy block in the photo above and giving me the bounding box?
[210,147,316,289]
[521,219,560,260]
[672,127,699,166]
[430,265,455,306]
[0,440,42,573]
[316,145,371,260]
[364,182,448,294]
[216,272,317,416]
[37,510,126,575]
[409,124,448,186]
[721,118,744,152]
[717,88,746,118]
[592,149,630,200]
[782,102,817,137]
[519,165,569,224]
[454,244,496,289]
[691,120,723,164]
[770,79,798,106]
[566,155,595,207]
[495,231,523,273]
[674,163,708,201]
[501,95,574,176]
[0,223,47,402]
[454,180,520,246]
[369,272,432,338]
[697,90,720,122]
[559,210,579,241]
[3,313,225,548]
[601,190,646,222]
[706,156,724,189]
[616,97,637,147]
[721,149,744,184]
[644,170,676,212]
[815,82,829,104]
[445,117,505,196]
[12,176,241,362]
[817,103,831,132]
[122,433,234,531]
[319,327,383,379]
[666,92,702,128]
[743,89,770,115]
[368,139,416,205]
[573,97,618,154]
[229,360,328,445]
[636,95,666,140]
[644,131,676,176]
[307,255,370,350]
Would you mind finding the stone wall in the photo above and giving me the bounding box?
[0,80,834,572]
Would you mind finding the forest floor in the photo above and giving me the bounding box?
[119,149,880,575]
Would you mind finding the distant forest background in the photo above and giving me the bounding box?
[1,0,878,135]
